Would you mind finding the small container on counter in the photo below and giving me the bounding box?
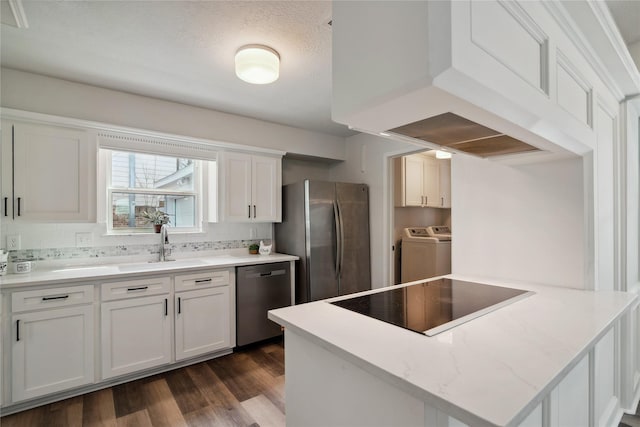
[12,260,32,274]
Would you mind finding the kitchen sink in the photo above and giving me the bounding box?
[118,259,206,272]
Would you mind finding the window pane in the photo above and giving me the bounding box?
[111,192,196,230]
[111,151,194,191]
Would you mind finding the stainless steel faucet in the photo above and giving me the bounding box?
[159,224,170,262]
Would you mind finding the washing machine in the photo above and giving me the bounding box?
[401,226,451,282]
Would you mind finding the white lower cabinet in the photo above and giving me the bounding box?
[101,294,172,379]
[3,267,238,408]
[12,299,94,402]
[175,286,230,361]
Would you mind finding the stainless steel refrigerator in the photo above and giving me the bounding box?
[275,180,371,304]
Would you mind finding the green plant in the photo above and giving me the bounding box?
[249,244,259,251]
[140,210,171,225]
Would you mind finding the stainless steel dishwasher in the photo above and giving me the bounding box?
[236,262,291,346]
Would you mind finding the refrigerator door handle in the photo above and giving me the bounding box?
[333,201,341,278]
[336,199,345,278]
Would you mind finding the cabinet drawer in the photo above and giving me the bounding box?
[175,270,230,292]
[12,285,94,313]
[101,277,170,301]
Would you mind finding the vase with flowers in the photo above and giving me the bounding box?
[140,210,171,233]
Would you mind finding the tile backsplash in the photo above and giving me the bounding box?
[1,221,273,264]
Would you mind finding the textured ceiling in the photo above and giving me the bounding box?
[1,1,354,137]
[1,1,638,139]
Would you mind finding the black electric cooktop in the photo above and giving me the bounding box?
[330,278,533,336]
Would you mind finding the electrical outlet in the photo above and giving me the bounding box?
[76,232,93,247]
[6,234,21,250]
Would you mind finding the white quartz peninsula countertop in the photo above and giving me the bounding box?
[268,276,638,427]
[0,253,298,289]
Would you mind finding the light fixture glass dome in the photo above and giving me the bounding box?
[235,45,280,84]
[435,150,452,159]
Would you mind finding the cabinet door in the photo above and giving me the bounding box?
[438,159,451,208]
[12,306,94,402]
[223,152,253,222]
[175,287,231,361]
[404,156,424,206]
[252,155,281,222]
[101,295,171,379]
[11,122,95,221]
[422,156,440,207]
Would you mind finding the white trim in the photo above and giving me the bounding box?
[7,0,28,29]
[542,1,638,101]
[588,1,640,92]
[97,130,219,161]
[0,108,286,157]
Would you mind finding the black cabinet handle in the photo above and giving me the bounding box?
[248,205,251,219]
[16,319,20,342]
[164,298,168,316]
[195,278,212,284]
[17,197,21,216]
[127,286,148,292]
[260,272,273,277]
[42,295,69,301]
[177,297,181,314]
[253,205,256,218]
[3,197,7,217]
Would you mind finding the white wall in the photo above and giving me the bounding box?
[451,154,585,288]
[0,68,346,161]
[330,133,416,288]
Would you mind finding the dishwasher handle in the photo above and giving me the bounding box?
[244,269,286,279]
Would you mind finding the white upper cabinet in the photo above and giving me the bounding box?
[331,0,605,161]
[222,152,281,222]
[438,159,451,209]
[1,120,96,222]
[395,154,450,208]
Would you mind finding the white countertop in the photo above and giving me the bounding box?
[268,275,638,427]
[0,252,298,289]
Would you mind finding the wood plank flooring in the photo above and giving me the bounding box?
[0,339,285,427]
[3,337,639,427]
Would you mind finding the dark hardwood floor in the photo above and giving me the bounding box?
[3,337,639,427]
[0,339,285,427]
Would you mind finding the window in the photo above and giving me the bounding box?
[104,149,202,233]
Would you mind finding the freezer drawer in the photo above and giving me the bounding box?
[236,262,291,346]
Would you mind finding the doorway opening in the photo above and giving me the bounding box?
[389,149,453,285]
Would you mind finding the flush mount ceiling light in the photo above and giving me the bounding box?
[235,45,280,84]
[435,150,452,159]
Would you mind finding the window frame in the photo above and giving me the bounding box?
[101,148,205,235]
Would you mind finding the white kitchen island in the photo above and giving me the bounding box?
[268,276,638,427]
